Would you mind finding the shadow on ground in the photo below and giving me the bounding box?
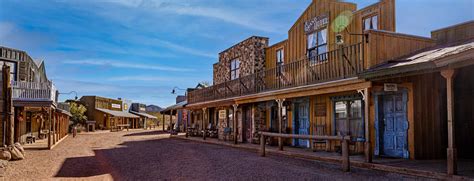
[123,130,168,137]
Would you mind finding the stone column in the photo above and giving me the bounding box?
[441,69,457,175]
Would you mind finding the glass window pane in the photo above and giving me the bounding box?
[335,101,347,119]
[318,28,328,45]
[364,18,370,31]
[372,15,378,30]
[350,100,362,118]
[317,44,327,55]
[307,33,317,49]
[236,59,240,68]
[231,60,235,70]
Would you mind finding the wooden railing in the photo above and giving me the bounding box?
[188,42,364,104]
[11,81,57,102]
[259,132,351,172]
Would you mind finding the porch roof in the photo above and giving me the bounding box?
[360,39,474,79]
[160,101,187,114]
[57,108,72,117]
[130,111,157,119]
[96,108,139,118]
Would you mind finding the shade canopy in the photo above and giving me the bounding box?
[96,108,139,118]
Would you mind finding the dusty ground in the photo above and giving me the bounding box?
[3,129,431,180]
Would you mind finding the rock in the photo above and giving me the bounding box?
[0,151,11,161]
[14,143,25,157]
[0,160,7,168]
[8,146,24,161]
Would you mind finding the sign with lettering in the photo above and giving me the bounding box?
[140,107,146,112]
[218,110,227,119]
[111,103,121,109]
[384,83,398,92]
[304,13,329,34]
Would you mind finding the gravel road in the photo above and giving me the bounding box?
[3,129,430,180]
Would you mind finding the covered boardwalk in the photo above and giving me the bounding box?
[130,111,158,129]
[96,108,139,131]
[160,101,187,132]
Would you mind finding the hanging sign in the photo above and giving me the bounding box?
[304,13,329,34]
[384,83,398,92]
[111,103,121,109]
[218,110,227,119]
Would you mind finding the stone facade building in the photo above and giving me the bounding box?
[213,36,269,85]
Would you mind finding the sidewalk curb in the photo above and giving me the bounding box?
[173,136,471,180]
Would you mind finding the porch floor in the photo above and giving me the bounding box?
[178,135,474,180]
[23,134,68,150]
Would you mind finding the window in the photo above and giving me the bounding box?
[334,99,364,141]
[276,49,284,75]
[0,61,17,81]
[307,28,328,62]
[363,15,378,31]
[230,58,240,80]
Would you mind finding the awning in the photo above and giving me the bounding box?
[96,108,139,118]
[130,111,157,119]
[160,101,187,114]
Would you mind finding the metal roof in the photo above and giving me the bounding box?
[130,111,157,119]
[96,108,139,118]
[160,101,187,113]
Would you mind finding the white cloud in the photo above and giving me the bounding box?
[63,59,194,72]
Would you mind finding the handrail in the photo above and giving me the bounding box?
[259,131,351,172]
[188,42,365,104]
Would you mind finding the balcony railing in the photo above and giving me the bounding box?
[188,42,365,104]
[11,81,57,102]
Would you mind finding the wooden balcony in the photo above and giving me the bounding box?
[11,81,57,103]
[188,42,365,104]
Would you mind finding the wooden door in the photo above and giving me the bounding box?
[243,107,252,142]
[294,99,310,148]
[381,93,409,158]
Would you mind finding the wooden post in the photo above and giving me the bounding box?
[169,110,173,134]
[2,65,14,146]
[202,108,207,140]
[276,99,285,151]
[53,111,56,145]
[48,108,52,149]
[260,133,265,157]
[162,113,165,131]
[359,88,372,163]
[342,138,350,172]
[232,104,238,144]
[441,69,457,175]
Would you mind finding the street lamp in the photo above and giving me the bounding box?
[59,91,78,100]
[171,86,186,95]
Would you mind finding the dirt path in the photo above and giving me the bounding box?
[3,130,430,180]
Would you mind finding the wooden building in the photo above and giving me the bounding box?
[185,0,473,175]
[79,96,139,131]
[130,103,157,129]
[0,46,70,149]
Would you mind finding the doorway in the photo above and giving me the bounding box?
[375,91,409,158]
[293,98,310,148]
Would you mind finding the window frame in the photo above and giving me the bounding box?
[230,58,240,80]
[276,48,284,76]
[332,96,365,142]
[362,14,379,31]
[307,28,328,63]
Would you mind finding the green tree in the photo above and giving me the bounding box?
[70,102,87,126]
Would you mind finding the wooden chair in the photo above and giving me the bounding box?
[312,124,329,152]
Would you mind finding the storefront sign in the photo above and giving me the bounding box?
[111,103,121,109]
[218,110,226,119]
[140,107,146,112]
[304,13,329,34]
[384,83,398,92]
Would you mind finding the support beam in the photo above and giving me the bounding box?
[2,65,14,146]
[202,108,207,140]
[441,69,457,175]
[359,87,372,163]
[48,108,52,149]
[276,99,285,151]
[162,113,165,131]
[169,110,173,134]
[232,104,238,144]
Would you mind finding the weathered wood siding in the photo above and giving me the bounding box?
[454,65,474,159]
[431,20,474,45]
[366,30,436,68]
[265,40,288,69]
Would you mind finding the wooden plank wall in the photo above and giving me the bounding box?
[265,40,288,69]
[431,20,474,44]
[366,30,436,68]
[454,65,474,159]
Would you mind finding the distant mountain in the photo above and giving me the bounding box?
[146,105,163,113]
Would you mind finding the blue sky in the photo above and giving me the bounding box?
[0,0,473,107]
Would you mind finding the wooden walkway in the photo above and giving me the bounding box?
[176,135,474,180]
